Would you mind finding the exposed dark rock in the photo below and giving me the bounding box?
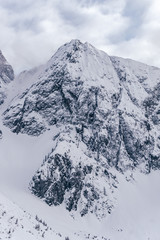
[0,130,2,139]
[30,151,115,218]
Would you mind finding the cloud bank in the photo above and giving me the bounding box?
[0,0,160,73]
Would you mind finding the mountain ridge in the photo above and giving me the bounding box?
[0,39,160,239]
[1,39,160,219]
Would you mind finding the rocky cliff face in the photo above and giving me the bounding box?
[0,50,14,105]
[2,40,160,218]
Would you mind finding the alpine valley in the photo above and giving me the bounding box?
[0,39,160,240]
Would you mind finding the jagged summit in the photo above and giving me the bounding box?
[48,38,103,65]
[53,39,95,56]
[48,39,108,68]
[15,39,105,93]
[45,39,118,96]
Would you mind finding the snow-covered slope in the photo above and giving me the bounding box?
[0,192,63,240]
[0,39,160,239]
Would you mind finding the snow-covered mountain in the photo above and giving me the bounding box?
[0,40,160,239]
[0,50,14,106]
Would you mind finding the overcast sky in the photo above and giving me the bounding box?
[0,0,160,74]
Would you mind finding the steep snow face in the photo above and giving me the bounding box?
[2,40,160,218]
[0,192,63,240]
[46,40,120,92]
[0,50,14,106]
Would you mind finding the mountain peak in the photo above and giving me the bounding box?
[69,39,82,45]
[47,39,112,87]
[63,39,96,53]
[50,39,98,63]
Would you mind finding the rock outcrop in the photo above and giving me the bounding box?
[0,50,14,105]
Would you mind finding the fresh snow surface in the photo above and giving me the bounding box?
[0,191,64,240]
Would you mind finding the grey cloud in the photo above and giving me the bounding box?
[0,0,34,12]
[57,6,88,27]
[0,0,160,74]
[122,0,151,40]
[10,17,42,33]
